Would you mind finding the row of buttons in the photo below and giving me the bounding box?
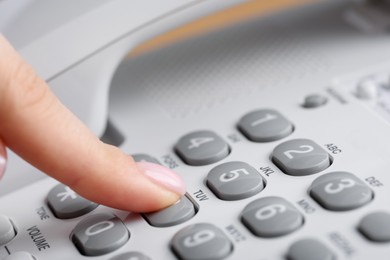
[2,204,389,259]
[42,168,373,257]
[175,109,294,166]
[171,210,390,260]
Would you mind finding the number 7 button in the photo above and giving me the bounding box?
[272,139,331,176]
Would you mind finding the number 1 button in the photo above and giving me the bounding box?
[175,130,230,166]
[238,109,294,142]
[272,139,331,176]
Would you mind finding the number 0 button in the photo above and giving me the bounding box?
[175,130,230,166]
[71,214,130,256]
[310,172,373,211]
[272,139,331,176]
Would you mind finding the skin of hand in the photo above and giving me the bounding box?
[0,35,186,212]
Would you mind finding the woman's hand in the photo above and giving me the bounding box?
[0,35,185,212]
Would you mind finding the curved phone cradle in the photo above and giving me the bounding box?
[1,0,250,137]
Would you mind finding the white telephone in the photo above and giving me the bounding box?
[0,0,251,195]
[1,0,390,259]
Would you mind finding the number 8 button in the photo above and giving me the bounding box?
[272,139,331,176]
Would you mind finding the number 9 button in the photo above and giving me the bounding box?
[171,223,233,260]
[272,138,331,176]
[309,171,373,211]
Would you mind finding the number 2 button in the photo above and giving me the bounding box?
[272,139,331,176]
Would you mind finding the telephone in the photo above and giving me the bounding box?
[1,0,390,259]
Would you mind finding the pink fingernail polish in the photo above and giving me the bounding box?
[137,161,186,195]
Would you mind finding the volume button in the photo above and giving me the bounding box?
[0,215,16,246]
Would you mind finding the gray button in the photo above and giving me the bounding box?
[133,154,160,164]
[302,94,328,108]
[0,215,16,246]
[47,183,98,219]
[358,211,390,242]
[71,213,130,256]
[241,196,303,237]
[272,139,331,176]
[175,130,230,166]
[110,252,151,260]
[3,252,36,260]
[310,172,373,211]
[171,223,233,260]
[143,195,196,227]
[238,109,293,142]
[206,161,265,200]
[287,238,336,260]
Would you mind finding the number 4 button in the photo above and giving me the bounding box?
[175,130,230,166]
[272,139,331,176]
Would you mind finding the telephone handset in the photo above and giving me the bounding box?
[1,0,249,136]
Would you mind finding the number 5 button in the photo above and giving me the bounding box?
[272,139,331,176]
[310,172,373,211]
[206,161,265,200]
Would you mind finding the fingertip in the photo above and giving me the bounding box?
[67,148,186,213]
[136,161,186,197]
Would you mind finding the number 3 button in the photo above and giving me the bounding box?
[310,172,373,211]
[272,139,331,176]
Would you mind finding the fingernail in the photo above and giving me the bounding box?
[137,161,186,195]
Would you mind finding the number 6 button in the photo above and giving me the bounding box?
[310,172,373,211]
[241,196,304,237]
[272,139,331,176]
